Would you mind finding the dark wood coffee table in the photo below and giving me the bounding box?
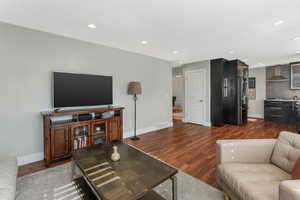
[72,142,178,200]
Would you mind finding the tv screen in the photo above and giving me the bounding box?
[53,72,113,108]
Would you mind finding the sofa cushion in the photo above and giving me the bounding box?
[217,163,291,200]
[271,131,300,173]
[0,157,17,200]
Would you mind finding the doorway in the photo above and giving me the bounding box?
[185,69,207,125]
[172,67,184,121]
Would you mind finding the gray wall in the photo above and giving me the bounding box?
[182,60,211,126]
[248,67,266,118]
[0,22,172,164]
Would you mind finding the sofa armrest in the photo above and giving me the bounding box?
[280,180,300,200]
[216,139,276,165]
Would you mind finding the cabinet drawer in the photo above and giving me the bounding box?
[264,109,285,116]
[264,115,287,123]
[265,101,293,107]
[264,106,284,112]
[265,101,283,106]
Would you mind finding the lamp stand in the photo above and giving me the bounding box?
[130,94,140,140]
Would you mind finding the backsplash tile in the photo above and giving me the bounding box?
[266,64,300,99]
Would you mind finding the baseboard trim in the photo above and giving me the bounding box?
[123,121,173,138]
[17,121,174,166]
[203,121,212,127]
[182,119,211,127]
[17,152,44,166]
[248,114,264,119]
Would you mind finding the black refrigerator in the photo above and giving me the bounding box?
[211,59,249,126]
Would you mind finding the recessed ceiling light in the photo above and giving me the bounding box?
[172,50,179,54]
[88,24,96,29]
[141,40,148,44]
[294,37,300,41]
[229,50,234,54]
[296,50,300,54]
[274,20,284,26]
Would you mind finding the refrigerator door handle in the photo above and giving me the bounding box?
[224,78,228,97]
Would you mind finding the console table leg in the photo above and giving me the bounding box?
[171,176,177,200]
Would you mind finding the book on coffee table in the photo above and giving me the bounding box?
[72,142,178,200]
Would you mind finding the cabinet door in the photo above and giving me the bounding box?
[70,123,90,150]
[223,78,236,124]
[108,117,121,142]
[50,126,70,160]
[91,120,107,145]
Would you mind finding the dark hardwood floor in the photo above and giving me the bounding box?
[19,118,296,188]
[126,119,296,188]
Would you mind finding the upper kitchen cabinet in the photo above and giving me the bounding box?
[291,62,300,90]
[266,65,289,82]
[266,64,293,99]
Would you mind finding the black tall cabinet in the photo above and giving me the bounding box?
[211,58,227,126]
[211,59,249,126]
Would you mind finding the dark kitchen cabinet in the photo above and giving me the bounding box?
[211,59,249,126]
[224,60,249,125]
[264,101,297,124]
[296,103,300,131]
[223,60,238,125]
[211,58,226,126]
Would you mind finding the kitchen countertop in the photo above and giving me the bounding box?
[265,99,300,102]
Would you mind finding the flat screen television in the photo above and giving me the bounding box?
[53,72,113,108]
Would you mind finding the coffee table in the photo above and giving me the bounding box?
[72,142,178,200]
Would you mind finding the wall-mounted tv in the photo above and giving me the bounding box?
[53,72,113,108]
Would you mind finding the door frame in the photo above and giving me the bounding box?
[184,68,209,126]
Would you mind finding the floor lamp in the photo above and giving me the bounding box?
[128,81,142,140]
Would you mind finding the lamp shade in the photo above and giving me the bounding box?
[128,81,142,95]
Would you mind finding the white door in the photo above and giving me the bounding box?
[185,69,206,125]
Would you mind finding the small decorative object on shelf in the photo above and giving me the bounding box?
[102,111,115,119]
[73,125,89,150]
[111,146,120,162]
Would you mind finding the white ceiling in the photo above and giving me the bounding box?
[1,0,300,67]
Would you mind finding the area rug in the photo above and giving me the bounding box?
[16,163,223,200]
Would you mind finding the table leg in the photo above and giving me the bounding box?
[171,176,177,200]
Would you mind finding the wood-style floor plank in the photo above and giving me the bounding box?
[126,119,296,188]
[19,118,296,189]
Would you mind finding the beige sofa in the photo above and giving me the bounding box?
[216,131,300,200]
[0,157,17,200]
